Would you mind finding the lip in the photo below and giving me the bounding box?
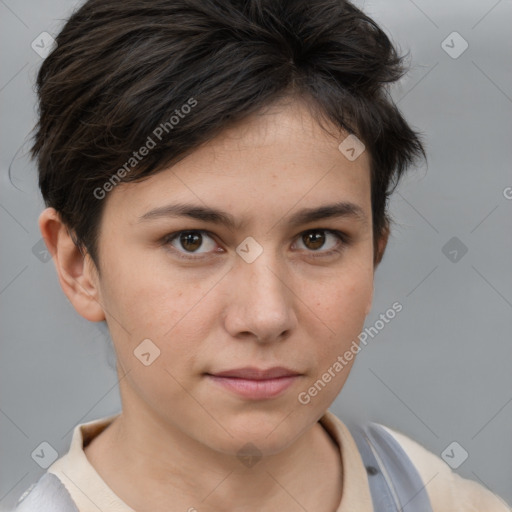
[206,366,302,400]
[209,366,301,380]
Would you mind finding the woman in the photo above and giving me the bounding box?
[14,0,511,510]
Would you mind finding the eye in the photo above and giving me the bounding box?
[163,230,221,260]
[293,229,347,257]
[162,228,348,261]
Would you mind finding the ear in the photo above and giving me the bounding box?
[374,222,390,267]
[38,207,106,322]
[366,223,390,316]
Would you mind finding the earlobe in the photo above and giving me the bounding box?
[38,207,105,322]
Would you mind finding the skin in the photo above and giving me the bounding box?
[39,97,389,512]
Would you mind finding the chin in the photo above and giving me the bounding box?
[208,411,306,456]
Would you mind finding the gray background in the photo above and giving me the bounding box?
[1,0,511,509]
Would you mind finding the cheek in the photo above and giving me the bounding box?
[99,255,220,385]
[100,270,209,412]
[294,270,373,410]
[100,250,205,336]
[304,265,373,364]
[331,277,372,325]
[311,265,373,327]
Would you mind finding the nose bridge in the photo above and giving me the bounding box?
[234,233,279,283]
[240,245,288,306]
[226,242,296,340]
[248,255,283,297]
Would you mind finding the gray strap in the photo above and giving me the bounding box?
[351,422,433,512]
[14,424,431,512]
[351,424,401,511]
[15,473,79,512]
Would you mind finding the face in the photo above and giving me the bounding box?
[91,99,376,456]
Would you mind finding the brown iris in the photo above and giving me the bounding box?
[179,232,203,252]
[302,230,326,250]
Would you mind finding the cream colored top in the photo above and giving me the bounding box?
[42,410,510,511]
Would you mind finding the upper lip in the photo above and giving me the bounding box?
[207,366,302,380]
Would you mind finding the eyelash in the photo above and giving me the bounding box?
[161,229,350,261]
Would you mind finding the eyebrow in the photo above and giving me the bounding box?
[138,201,368,230]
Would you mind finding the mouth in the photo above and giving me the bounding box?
[205,366,303,400]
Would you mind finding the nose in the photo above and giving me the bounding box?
[223,249,297,343]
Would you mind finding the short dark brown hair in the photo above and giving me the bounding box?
[31,0,426,271]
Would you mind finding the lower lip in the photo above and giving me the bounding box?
[206,375,300,400]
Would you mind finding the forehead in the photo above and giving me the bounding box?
[102,99,372,226]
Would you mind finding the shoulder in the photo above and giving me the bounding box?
[13,472,79,512]
[378,424,511,512]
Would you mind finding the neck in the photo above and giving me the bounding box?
[85,407,343,511]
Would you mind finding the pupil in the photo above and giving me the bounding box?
[304,231,324,250]
[181,232,201,251]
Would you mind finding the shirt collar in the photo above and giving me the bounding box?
[48,409,373,511]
